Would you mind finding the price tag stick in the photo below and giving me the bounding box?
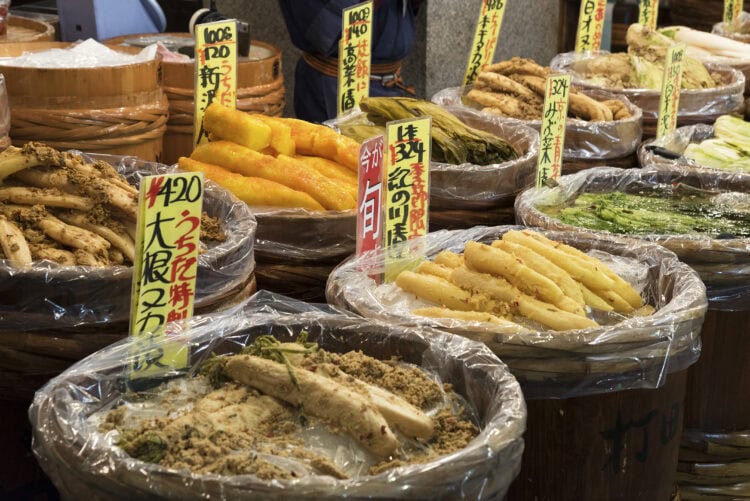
[656,44,686,139]
[383,116,431,282]
[638,0,659,30]
[129,172,204,380]
[462,0,509,87]
[535,75,571,188]
[724,0,744,30]
[194,19,238,147]
[575,0,608,52]
[338,1,373,116]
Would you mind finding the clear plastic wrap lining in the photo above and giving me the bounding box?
[326,225,706,399]
[432,86,643,161]
[713,12,750,44]
[30,291,526,501]
[251,207,355,264]
[551,51,746,122]
[0,73,8,150]
[327,108,539,210]
[0,153,256,331]
[515,167,750,310]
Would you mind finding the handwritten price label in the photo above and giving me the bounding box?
[338,1,373,116]
[129,172,204,379]
[536,75,571,188]
[656,44,686,139]
[384,117,431,282]
[638,0,659,30]
[194,19,238,147]
[575,0,607,52]
[462,0,509,87]
[724,0,744,27]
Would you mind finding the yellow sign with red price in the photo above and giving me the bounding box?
[656,44,686,139]
[338,1,373,116]
[462,0,509,87]
[536,75,571,188]
[194,19,238,147]
[383,117,431,281]
[129,172,204,379]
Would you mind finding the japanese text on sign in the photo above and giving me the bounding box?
[656,44,686,139]
[724,0,744,27]
[194,20,238,147]
[356,135,384,269]
[536,75,571,188]
[338,1,373,116]
[638,0,659,30]
[575,0,607,52]
[384,117,431,281]
[129,173,204,379]
[462,0,509,87]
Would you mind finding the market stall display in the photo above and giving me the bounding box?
[515,167,750,500]
[0,146,257,399]
[330,97,538,230]
[30,292,526,500]
[178,102,358,301]
[432,57,643,173]
[639,115,750,180]
[0,41,167,161]
[713,11,750,44]
[107,34,285,165]
[327,225,706,500]
[552,24,746,136]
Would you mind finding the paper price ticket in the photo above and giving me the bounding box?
[462,0,509,87]
[724,0,744,27]
[638,0,659,30]
[536,75,571,188]
[129,172,204,379]
[656,44,686,139]
[356,135,384,265]
[338,1,373,116]
[194,19,238,147]
[384,116,431,282]
[575,0,607,52]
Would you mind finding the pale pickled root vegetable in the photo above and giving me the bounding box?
[252,114,296,156]
[56,211,135,263]
[412,306,531,332]
[37,214,110,256]
[416,261,454,281]
[569,92,614,121]
[224,355,402,457]
[434,250,464,269]
[0,146,43,181]
[475,72,540,101]
[73,249,109,267]
[466,90,533,119]
[31,246,76,266]
[0,186,94,211]
[580,283,615,312]
[0,215,32,266]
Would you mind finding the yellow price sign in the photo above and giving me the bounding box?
[129,172,204,379]
[724,0,744,27]
[383,116,431,282]
[656,44,686,139]
[194,19,238,147]
[536,75,571,188]
[575,0,608,52]
[338,1,373,116]
[639,0,659,30]
[462,0,509,87]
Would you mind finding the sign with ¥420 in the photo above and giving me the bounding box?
[129,172,204,379]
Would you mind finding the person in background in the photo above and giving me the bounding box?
[278,0,423,122]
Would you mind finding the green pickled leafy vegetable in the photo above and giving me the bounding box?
[542,191,750,238]
[683,115,750,172]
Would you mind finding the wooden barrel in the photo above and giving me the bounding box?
[4,15,55,43]
[508,370,688,501]
[0,42,167,161]
[678,307,750,499]
[106,33,284,165]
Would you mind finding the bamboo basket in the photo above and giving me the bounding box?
[0,42,167,161]
[106,34,285,165]
[4,15,54,43]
